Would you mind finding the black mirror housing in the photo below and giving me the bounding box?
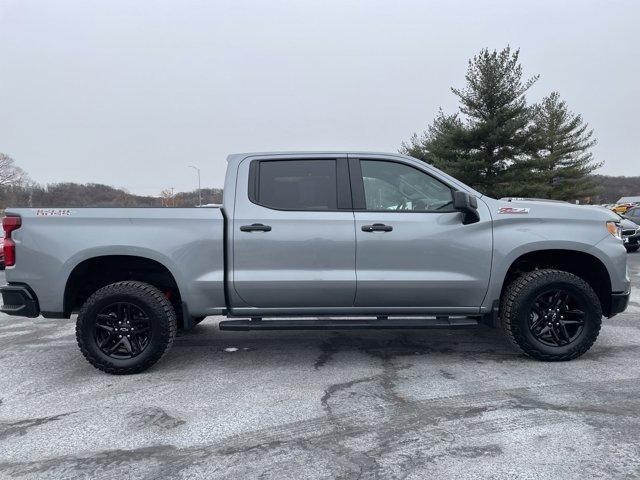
[453,191,480,225]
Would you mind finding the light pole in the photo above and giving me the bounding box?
[189,165,202,206]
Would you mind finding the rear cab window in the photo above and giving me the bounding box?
[249,159,338,211]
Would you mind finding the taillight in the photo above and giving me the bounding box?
[3,216,21,267]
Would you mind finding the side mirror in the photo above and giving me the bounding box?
[453,191,480,225]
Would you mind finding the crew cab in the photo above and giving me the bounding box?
[0,152,631,374]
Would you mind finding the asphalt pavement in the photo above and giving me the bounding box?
[1,253,639,479]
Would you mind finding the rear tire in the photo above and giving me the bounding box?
[500,269,602,361]
[76,281,177,374]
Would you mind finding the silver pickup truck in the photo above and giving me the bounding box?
[0,152,630,374]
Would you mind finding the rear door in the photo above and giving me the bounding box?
[232,156,356,309]
[350,156,493,312]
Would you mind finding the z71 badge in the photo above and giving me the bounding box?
[498,207,530,214]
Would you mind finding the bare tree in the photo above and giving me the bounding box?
[160,188,175,207]
[0,153,28,186]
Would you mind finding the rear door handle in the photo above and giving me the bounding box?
[361,223,393,232]
[240,223,272,232]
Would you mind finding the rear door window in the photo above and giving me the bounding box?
[253,160,338,210]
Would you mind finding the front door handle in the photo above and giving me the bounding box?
[240,223,272,232]
[361,223,393,232]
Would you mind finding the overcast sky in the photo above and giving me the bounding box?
[1,0,638,195]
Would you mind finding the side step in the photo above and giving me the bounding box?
[218,317,479,331]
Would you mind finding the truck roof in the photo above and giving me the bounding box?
[226,151,411,162]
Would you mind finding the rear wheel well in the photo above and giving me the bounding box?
[502,250,613,316]
[64,256,185,326]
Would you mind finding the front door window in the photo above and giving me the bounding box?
[360,160,454,212]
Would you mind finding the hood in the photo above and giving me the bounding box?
[485,199,620,222]
[619,216,639,230]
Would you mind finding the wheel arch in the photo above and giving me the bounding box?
[63,254,186,325]
[498,249,613,316]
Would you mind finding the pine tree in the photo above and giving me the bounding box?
[530,92,601,200]
[401,110,478,185]
[403,47,543,197]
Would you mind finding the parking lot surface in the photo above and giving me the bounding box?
[1,253,639,479]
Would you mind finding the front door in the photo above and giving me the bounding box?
[350,157,492,311]
[232,156,356,309]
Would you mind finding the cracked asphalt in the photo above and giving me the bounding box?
[1,253,639,479]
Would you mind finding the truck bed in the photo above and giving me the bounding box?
[4,208,226,318]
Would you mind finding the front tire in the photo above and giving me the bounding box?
[500,269,602,361]
[76,281,177,374]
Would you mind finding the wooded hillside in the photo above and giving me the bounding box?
[0,183,223,208]
[591,175,640,203]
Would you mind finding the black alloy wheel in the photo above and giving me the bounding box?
[500,269,602,361]
[95,302,152,359]
[76,281,177,374]
[528,289,586,347]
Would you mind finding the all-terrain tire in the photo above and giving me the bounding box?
[500,269,602,361]
[76,281,177,374]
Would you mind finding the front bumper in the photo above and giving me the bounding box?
[623,232,640,246]
[609,291,630,317]
[0,284,40,317]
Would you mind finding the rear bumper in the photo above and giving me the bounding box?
[609,291,630,317]
[0,284,40,317]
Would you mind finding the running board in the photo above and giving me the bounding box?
[218,317,479,331]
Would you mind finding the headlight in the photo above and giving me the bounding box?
[606,221,622,239]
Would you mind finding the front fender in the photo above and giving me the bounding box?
[481,213,626,310]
